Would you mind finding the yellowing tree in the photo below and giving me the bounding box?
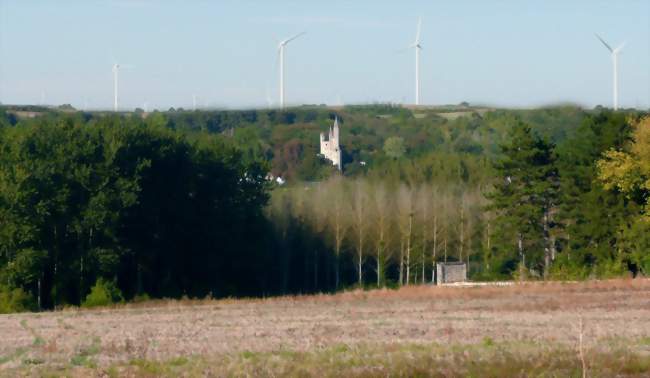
[598,117,650,222]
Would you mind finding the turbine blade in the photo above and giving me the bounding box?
[415,17,422,44]
[595,34,613,52]
[283,31,306,45]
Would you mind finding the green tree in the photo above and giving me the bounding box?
[597,116,650,274]
[554,111,633,277]
[383,137,406,159]
[488,122,559,278]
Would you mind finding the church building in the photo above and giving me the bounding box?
[319,117,342,171]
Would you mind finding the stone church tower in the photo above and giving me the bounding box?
[319,117,342,171]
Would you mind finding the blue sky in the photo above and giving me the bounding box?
[1,0,648,110]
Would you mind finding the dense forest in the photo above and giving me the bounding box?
[0,104,648,311]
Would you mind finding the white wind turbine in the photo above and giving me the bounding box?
[112,62,133,112]
[277,32,305,108]
[409,18,423,106]
[596,34,625,111]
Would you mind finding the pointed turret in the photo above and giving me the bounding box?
[333,117,340,141]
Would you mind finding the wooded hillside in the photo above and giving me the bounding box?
[0,105,647,311]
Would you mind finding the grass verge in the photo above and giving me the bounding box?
[5,339,650,377]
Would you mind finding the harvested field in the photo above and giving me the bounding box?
[1,279,650,376]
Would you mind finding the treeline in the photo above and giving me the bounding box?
[0,115,271,310]
[3,105,590,187]
[0,107,648,312]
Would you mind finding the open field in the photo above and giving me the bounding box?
[1,279,650,376]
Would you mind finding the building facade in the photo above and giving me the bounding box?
[319,117,342,170]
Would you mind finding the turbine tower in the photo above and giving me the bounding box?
[112,62,133,112]
[596,34,625,111]
[411,18,423,106]
[278,32,305,108]
[112,64,120,112]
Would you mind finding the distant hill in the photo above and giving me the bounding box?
[0,104,601,184]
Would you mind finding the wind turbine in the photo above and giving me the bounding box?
[112,64,120,111]
[277,32,305,108]
[112,62,133,112]
[596,34,625,111]
[408,18,423,106]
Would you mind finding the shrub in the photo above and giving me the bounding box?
[0,286,37,314]
[592,259,629,279]
[547,254,590,280]
[82,278,124,308]
[131,293,151,303]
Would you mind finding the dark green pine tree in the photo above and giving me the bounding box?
[487,121,560,278]
[554,111,636,276]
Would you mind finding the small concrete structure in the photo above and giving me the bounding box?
[436,262,467,285]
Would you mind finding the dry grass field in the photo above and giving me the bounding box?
[1,279,650,377]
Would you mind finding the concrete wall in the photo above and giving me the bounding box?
[436,262,467,284]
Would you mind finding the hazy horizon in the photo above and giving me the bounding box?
[1,0,649,111]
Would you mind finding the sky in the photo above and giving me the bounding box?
[0,0,648,110]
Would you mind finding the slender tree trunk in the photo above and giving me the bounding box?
[357,252,363,286]
[357,230,363,286]
[485,217,491,270]
[377,226,385,287]
[334,196,344,290]
[421,228,426,284]
[399,239,404,286]
[326,251,331,291]
[421,253,425,284]
[551,236,556,261]
[53,225,58,307]
[421,195,428,284]
[335,243,341,290]
[543,209,551,279]
[432,215,437,283]
[37,278,41,310]
[406,214,412,285]
[444,233,448,263]
[518,233,524,281]
[334,209,342,290]
[376,245,382,287]
[79,255,84,304]
[459,204,464,262]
